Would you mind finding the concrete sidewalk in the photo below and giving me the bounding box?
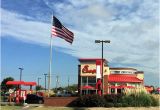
[88,107,160,110]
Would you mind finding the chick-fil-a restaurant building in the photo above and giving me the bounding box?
[78,58,144,95]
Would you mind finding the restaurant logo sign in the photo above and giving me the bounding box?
[82,65,96,74]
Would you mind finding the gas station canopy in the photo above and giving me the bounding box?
[6,81,37,86]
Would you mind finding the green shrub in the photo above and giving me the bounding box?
[121,93,153,107]
[74,95,87,107]
[88,94,106,107]
[72,93,159,107]
[122,103,128,107]
[73,94,105,107]
[104,94,123,103]
[114,103,122,107]
[1,104,6,106]
[72,95,88,107]
[50,94,56,97]
[105,102,114,107]
[150,95,159,106]
[137,93,152,107]
[121,95,133,106]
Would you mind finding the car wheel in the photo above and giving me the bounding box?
[38,100,43,104]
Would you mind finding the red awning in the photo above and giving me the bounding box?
[24,82,37,86]
[6,81,37,86]
[82,85,94,89]
[108,74,143,83]
[79,58,107,62]
[6,81,25,85]
[127,86,135,88]
[109,85,135,89]
[109,86,119,88]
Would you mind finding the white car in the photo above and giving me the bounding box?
[56,91,72,97]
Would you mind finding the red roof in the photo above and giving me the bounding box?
[79,58,107,62]
[108,74,143,83]
[6,81,25,85]
[6,81,37,86]
[23,82,37,86]
[109,85,135,89]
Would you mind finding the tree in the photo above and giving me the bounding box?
[52,84,78,93]
[36,85,44,91]
[1,77,16,92]
[65,84,78,92]
[52,87,64,93]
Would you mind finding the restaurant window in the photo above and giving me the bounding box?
[114,71,120,74]
[88,77,96,87]
[117,89,122,94]
[111,88,115,94]
[82,77,87,86]
[110,83,115,86]
[121,71,128,74]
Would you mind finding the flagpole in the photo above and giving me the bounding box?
[48,35,53,97]
[47,15,74,97]
[48,14,54,97]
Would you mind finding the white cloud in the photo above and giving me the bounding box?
[1,8,75,49]
[1,0,159,85]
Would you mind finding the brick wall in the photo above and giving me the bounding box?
[44,97,78,106]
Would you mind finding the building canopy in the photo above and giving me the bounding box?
[6,81,37,86]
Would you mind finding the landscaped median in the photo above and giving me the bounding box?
[71,93,159,107]
[1,93,159,109]
[43,92,159,107]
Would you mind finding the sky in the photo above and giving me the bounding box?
[1,0,159,88]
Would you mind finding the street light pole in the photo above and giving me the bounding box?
[68,76,70,88]
[19,68,23,81]
[44,74,47,92]
[19,67,23,89]
[38,77,41,86]
[95,40,110,95]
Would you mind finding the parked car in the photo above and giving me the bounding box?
[56,91,72,97]
[25,94,44,104]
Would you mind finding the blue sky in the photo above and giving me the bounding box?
[1,0,159,88]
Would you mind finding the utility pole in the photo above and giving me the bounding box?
[18,67,23,89]
[56,75,60,90]
[44,74,47,92]
[95,40,110,95]
[68,76,70,91]
[38,77,41,86]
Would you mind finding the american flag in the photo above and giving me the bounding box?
[51,16,74,44]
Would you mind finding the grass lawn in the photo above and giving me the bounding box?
[88,107,160,110]
[1,106,159,110]
[31,107,88,110]
[1,106,88,110]
[0,105,160,110]
[30,107,160,110]
[1,105,22,110]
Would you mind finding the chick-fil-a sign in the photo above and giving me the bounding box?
[82,65,96,74]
